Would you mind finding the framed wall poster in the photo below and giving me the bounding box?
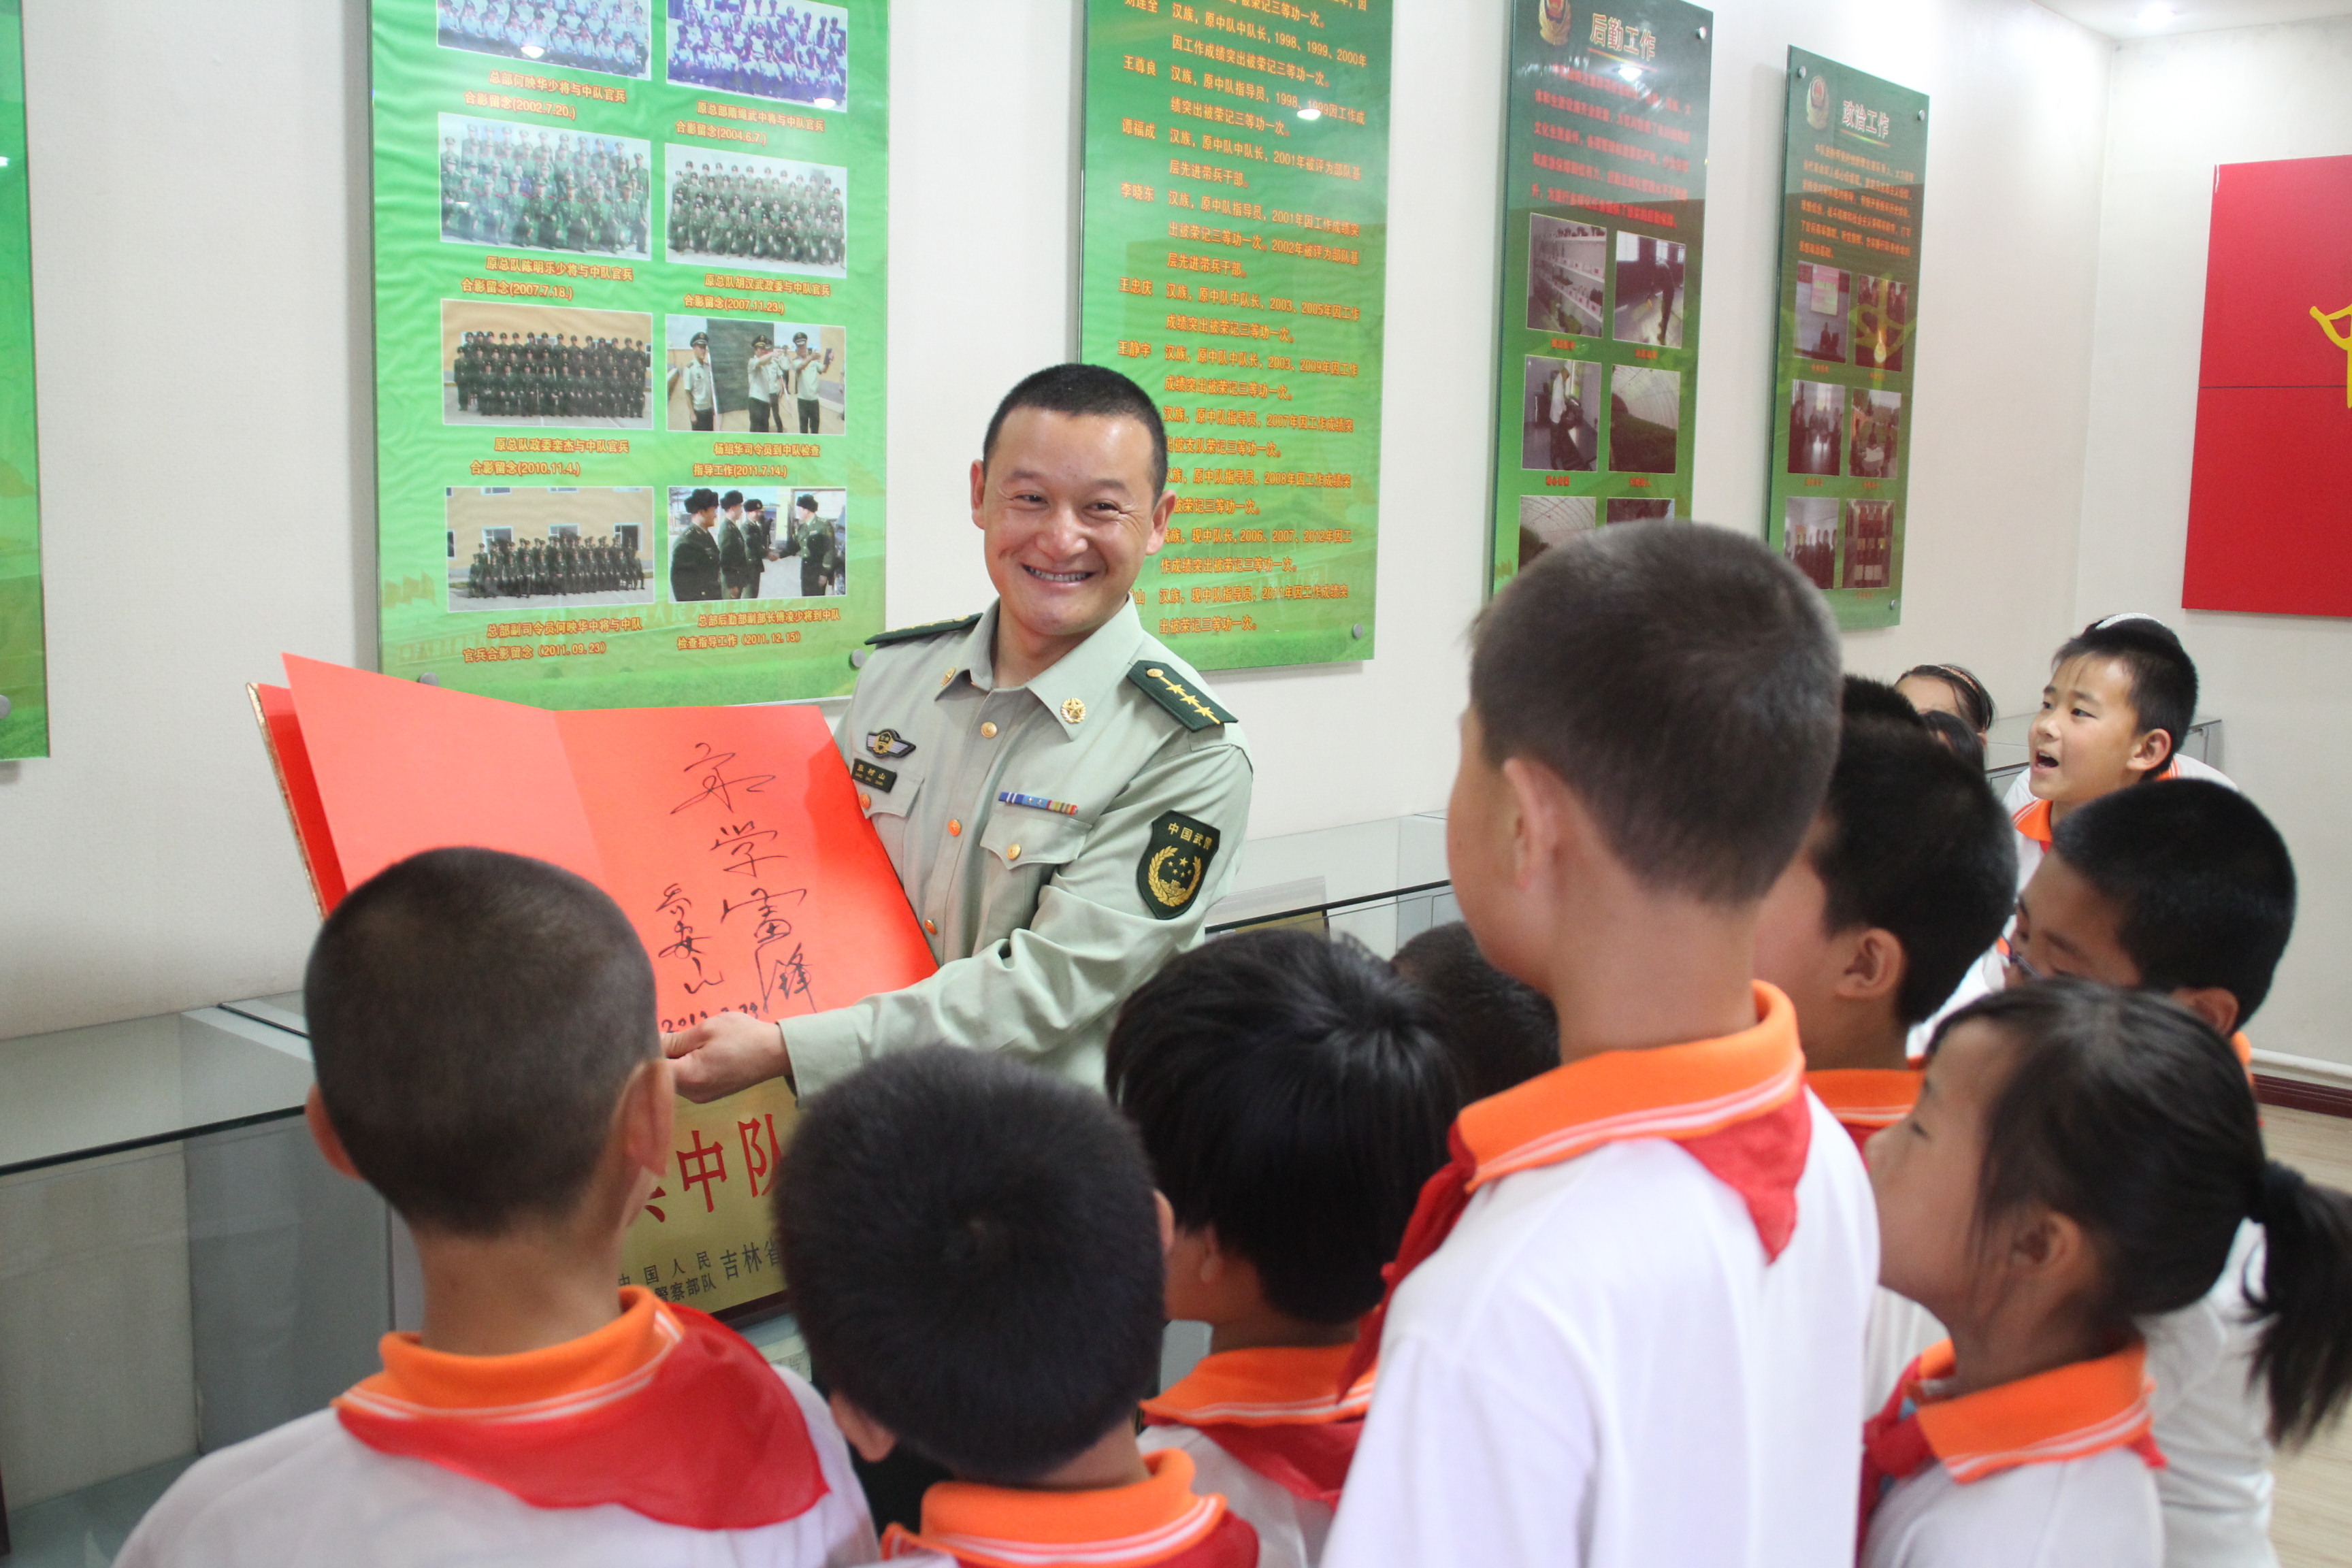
[1488,0,1712,589]
[1079,0,1394,670]
[370,0,888,705]
[1763,48,1926,628]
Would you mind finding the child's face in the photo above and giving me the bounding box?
[2028,655,2168,806]
[2006,853,2141,990]
[1867,1019,2008,1318]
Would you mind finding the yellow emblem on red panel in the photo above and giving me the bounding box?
[2313,304,2352,406]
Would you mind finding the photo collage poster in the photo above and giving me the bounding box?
[371,0,887,706]
[1765,47,1927,628]
[0,0,44,760]
[1079,0,1395,670]
[1488,0,1712,587]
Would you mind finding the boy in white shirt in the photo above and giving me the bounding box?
[119,848,876,1568]
[1322,523,1878,1568]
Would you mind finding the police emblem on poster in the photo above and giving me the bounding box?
[1137,811,1221,920]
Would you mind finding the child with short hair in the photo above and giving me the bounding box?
[1105,929,1458,1568]
[1389,920,1558,1102]
[777,1046,1260,1568]
[1324,524,1878,1568]
[1861,982,2352,1568]
[2009,614,2234,892]
[120,848,877,1567]
[2010,779,2300,1566]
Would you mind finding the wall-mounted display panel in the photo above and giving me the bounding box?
[0,0,44,759]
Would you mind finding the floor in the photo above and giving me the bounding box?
[2264,1103,2352,1568]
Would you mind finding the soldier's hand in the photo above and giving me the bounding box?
[662,1009,793,1102]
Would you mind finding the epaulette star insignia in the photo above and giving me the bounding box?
[1126,662,1238,732]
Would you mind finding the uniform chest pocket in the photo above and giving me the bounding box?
[979,811,1091,876]
[853,760,923,821]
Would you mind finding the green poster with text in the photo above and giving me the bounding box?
[371,0,887,704]
[1765,48,1927,629]
[0,0,45,759]
[1489,0,1711,592]
[1080,0,1392,670]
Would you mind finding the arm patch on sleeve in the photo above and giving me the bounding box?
[1137,811,1222,919]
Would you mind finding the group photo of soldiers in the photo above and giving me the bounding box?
[664,151,847,276]
[445,486,653,613]
[666,0,849,108]
[442,301,654,429]
[439,115,652,259]
[664,485,846,604]
[664,314,846,434]
[437,0,651,78]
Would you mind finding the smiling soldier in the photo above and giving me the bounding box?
[664,363,1254,1099]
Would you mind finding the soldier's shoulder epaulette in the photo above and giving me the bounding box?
[864,612,981,648]
[1126,660,1239,732]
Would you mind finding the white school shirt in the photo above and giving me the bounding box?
[2000,755,2235,896]
[1861,1447,2162,1568]
[116,1364,878,1568]
[1139,1424,1328,1568]
[1320,1094,1877,1568]
[2144,1221,2277,1568]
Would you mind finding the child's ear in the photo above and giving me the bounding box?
[2125,725,2175,779]
[2009,1205,2092,1291]
[1835,928,1906,1004]
[304,1086,363,1181]
[2168,986,2242,1040]
[618,1055,677,1180]
[1155,1190,1176,1259]
[828,1392,899,1464]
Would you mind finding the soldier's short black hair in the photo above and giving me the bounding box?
[1810,702,2016,1024]
[1471,523,1841,903]
[2051,615,2199,766]
[777,1048,1164,1484]
[685,487,719,513]
[304,849,656,1235]
[1107,930,1458,1325]
[1392,921,1560,1101]
[982,363,1168,497]
[2052,780,2296,1022]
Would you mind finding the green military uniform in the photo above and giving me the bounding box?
[787,598,1253,1094]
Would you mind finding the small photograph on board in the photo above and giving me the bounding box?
[1844,500,1895,588]
[437,0,652,78]
[666,484,846,604]
[1607,365,1682,474]
[1520,357,1600,472]
[439,116,653,257]
[1784,496,1840,590]
[666,316,846,434]
[1517,494,1597,569]
[1606,497,1676,523]
[1613,233,1687,348]
[666,0,848,109]
[1855,274,1910,372]
[1526,216,1607,336]
[1794,261,1852,363]
[442,300,653,429]
[1849,390,1902,480]
[664,149,846,276]
[1788,380,1846,476]
[446,487,653,612]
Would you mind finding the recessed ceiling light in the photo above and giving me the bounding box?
[2137,3,2176,25]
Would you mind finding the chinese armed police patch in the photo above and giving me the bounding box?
[1138,811,1220,920]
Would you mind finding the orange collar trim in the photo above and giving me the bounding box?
[2231,1032,2253,1071]
[889,1450,1225,1568]
[1141,1344,1371,1428]
[337,1287,680,1424]
[1455,983,1803,1190]
[1805,1066,1921,1133]
[1907,1339,2155,1484]
[2012,798,2053,845]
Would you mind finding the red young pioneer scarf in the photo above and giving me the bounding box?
[1343,983,1813,1388]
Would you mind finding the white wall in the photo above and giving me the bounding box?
[1,0,2119,1040]
[2076,16,2352,1067]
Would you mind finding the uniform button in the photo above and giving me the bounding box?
[858,791,872,810]
[980,721,998,738]
[948,819,962,836]
[1007,844,1022,862]
[924,918,937,934]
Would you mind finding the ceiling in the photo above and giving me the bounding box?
[2039,0,2352,38]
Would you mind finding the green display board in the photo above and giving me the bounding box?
[1765,49,1926,629]
[1488,0,1711,591]
[0,0,45,760]
[370,1,887,704]
[1079,0,1392,670]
